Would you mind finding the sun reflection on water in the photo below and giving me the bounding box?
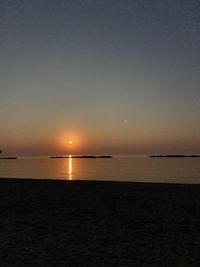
[68,155,72,180]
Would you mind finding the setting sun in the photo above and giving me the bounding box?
[69,140,73,145]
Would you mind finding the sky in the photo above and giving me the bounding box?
[0,0,200,156]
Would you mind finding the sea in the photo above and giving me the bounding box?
[0,156,200,184]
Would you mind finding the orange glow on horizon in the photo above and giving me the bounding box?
[56,131,82,153]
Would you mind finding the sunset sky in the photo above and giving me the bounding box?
[1,0,200,156]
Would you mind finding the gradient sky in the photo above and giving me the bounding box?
[1,0,200,156]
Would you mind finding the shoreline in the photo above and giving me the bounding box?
[1,177,200,186]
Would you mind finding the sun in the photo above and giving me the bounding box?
[69,140,73,145]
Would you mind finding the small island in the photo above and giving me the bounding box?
[149,155,200,158]
[0,150,18,159]
[0,157,18,160]
[50,155,112,159]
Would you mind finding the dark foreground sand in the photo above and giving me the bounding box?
[0,179,200,266]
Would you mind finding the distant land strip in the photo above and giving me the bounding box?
[50,155,112,159]
[0,157,18,160]
[149,155,200,158]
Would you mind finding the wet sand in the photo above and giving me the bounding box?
[0,178,200,266]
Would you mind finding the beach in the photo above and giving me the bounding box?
[0,179,200,266]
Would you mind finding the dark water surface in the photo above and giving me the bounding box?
[0,156,200,183]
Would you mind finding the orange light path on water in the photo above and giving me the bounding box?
[68,155,72,180]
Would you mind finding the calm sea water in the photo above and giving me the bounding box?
[0,156,200,183]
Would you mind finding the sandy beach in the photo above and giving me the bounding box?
[0,179,200,266]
